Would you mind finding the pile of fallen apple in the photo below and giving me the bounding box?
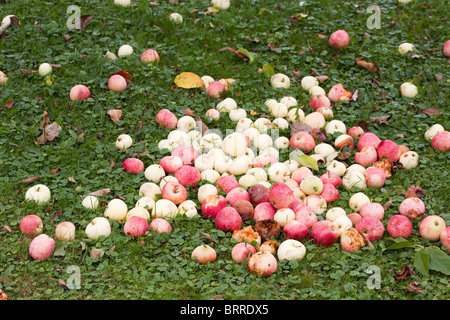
[12,23,450,277]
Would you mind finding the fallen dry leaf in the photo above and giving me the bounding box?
[38,122,62,145]
[107,109,122,123]
[90,248,104,259]
[74,15,93,30]
[184,108,197,117]
[173,72,205,89]
[5,100,15,109]
[356,58,380,74]
[200,232,218,243]
[434,74,443,82]
[395,266,415,281]
[421,108,442,116]
[58,279,68,288]
[315,75,329,82]
[22,176,41,184]
[90,188,110,197]
[383,200,393,210]
[50,167,61,174]
[405,282,422,293]
[370,115,391,125]
[2,225,12,233]
[68,177,77,183]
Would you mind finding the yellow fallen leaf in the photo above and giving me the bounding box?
[174,72,205,89]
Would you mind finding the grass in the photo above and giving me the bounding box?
[0,0,449,301]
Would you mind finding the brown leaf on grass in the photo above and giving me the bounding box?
[107,109,122,123]
[74,15,93,30]
[219,47,249,61]
[267,43,276,51]
[395,266,415,281]
[356,58,380,74]
[90,188,110,197]
[37,122,62,145]
[316,75,329,82]
[90,248,104,259]
[421,108,442,116]
[245,37,259,43]
[383,200,393,210]
[370,115,391,125]
[50,209,63,222]
[20,69,35,76]
[22,176,41,184]
[307,40,315,56]
[63,34,71,41]
[57,279,68,288]
[68,177,77,183]
[356,120,370,132]
[405,282,422,293]
[337,152,351,160]
[317,33,326,39]
[5,100,15,109]
[3,225,12,233]
[434,74,443,82]
[200,232,218,243]
[50,167,61,174]
[184,108,197,117]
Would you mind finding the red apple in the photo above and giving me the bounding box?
[171,146,199,165]
[159,156,183,174]
[443,40,450,57]
[201,195,227,219]
[387,215,412,239]
[253,202,277,222]
[124,216,150,238]
[377,140,401,164]
[310,220,340,247]
[290,197,303,213]
[140,49,160,63]
[431,131,450,152]
[283,220,309,241]
[108,74,127,92]
[405,186,425,199]
[215,207,243,232]
[248,251,277,277]
[294,206,318,229]
[226,187,250,207]
[355,217,384,241]
[290,131,316,153]
[419,215,446,242]
[216,175,239,193]
[122,157,144,174]
[149,218,172,234]
[206,81,226,99]
[348,126,364,139]
[347,213,362,226]
[329,29,350,49]
[355,146,378,167]
[328,83,352,102]
[232,200,254,221]
[291,167,314,184]
[399,197,425,220]
[364,166,386,188]
[248,184,270,205]
[161,181,187,205]
[155,109,178,129]
[359,202,385,220]
[440,227,450,253]
[174,165,201,187]
[20,215,43,237]
[309,94,330,111]
[231,242,257,263]
[320,172,342,188]
[192,244,217,264]
[357,132,381,151]
[28,234,55,261]
[319,183,340,203]
[269,183,294,209]
[69,84,91,101]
